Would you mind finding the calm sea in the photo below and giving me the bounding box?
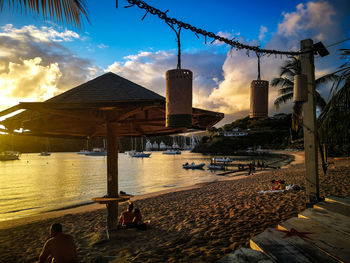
[0,151,282,222]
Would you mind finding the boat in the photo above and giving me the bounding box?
[162,149,181,155]
[130,152,151,158]
[77,150,91,155]
[182,162,205,169]
[85,148,106,156]
[39,152,51,156]
[207,164,226,170]
[214,157,232,162]
[0,151,20,161]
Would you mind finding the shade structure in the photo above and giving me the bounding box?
[250,80,269,118]
[166,69,192,128]
[0,72,224,230]
[293,74,308,103]
[0,72,223,137]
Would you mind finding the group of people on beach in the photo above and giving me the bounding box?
[238,160,267,175]
[38,202,147,262]
[118,202,148,230]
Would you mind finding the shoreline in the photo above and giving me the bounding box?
[1,151,349,262]
[0,150,300,230]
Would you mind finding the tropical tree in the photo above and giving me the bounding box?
[271,57,338,134]
[318,49,350,156]
[0,0,89,28]
[271,57,337,114]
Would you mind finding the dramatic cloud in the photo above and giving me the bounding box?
[105,0,347,125]
[106,50,226,105]
[0,24,99,110]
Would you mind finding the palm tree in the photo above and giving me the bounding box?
[271,57,338,130]
[318,49,350,156]
[0,0,89,28]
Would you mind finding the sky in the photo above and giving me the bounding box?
[0,0,349,126]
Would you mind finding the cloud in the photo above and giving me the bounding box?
[106,50,226,100]
[0,24,100,110]
[0,57,61,102]
[259,26,268,41]
[98,43,108,49]
[104,1,347,126]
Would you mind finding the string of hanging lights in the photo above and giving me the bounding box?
[124,0,314,57]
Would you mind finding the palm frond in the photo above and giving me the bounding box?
[315,73,339,86]
[274,93,293,108]
[277,86,293,95]
[270,77,293,87]
[0,0,89,28]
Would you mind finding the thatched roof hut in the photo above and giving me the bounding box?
[0,72,224,230]
[0,72,223,138]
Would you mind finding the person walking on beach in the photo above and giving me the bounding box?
[38,223,77,263]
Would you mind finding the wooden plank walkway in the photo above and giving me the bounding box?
[248,196,350,263]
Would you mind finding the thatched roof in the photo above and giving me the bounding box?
[0,72,224,138]
[46,72,164,103]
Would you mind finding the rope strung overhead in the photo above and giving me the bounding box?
[124,0,313,56]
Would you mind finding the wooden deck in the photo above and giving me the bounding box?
[248,196,350,263]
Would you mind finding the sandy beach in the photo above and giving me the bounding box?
[1,151,349,263]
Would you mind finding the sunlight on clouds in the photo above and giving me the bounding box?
[277,2,335,37]
[0,57,61,108]
[0,24,79,42]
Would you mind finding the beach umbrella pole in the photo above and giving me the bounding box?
[106,122,119,230]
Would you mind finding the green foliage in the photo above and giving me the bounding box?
[194,115,294,154]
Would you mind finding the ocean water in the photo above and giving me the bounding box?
[0,151,221,222]
[0,151,284,222]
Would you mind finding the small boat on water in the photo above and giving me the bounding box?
[39,152,51,156]
[163,149,181,155]
[77,150,91,155]
[0,151,20,161]
[182,162,205,169]
[214,157,232,162]
[130,152,151,158]
[207,164,225,170]
[85,148,106,156]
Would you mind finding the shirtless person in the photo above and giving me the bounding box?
[38,223,77,263]
[119,203,135,227]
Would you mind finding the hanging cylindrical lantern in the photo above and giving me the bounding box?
[293,74,308,102]
[250,80,269,118]
[166,69,192,128]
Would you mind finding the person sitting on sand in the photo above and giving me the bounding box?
[119,203,135,227]
[38,223,77,263]
[132,208,143,225]
[271,180,286,190]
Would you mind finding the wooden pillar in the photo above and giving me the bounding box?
[106,122,119,230]
[300,39,319,204]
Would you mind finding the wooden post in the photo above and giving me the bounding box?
[106,122,119,230]
[300,39,319,204]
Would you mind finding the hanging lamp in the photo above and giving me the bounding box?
[165,24,192,128]
[293,74,308,102]
[250,53,269,118]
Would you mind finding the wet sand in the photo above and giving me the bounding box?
[0,151,349,263]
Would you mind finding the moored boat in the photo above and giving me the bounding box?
[214,157,232,162]
[182,162,205,169]
[130,152,151,158]
[39,152,51,156]
[163,149,181,155]
[85,148,106,156]
[0,151,20,161]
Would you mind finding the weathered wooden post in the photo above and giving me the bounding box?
[300,39,319,204]
[106,122,119,230]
